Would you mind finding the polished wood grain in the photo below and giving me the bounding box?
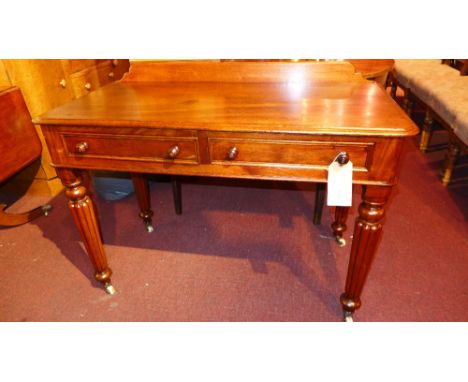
[37,61,418,319]
[0,87,42,181]
[37,81,416,137]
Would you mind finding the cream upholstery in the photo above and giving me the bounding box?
[429,76,468,126]
[393,59,442,88]
[409,64,460,109]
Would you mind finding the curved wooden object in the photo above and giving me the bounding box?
[0,203,51,226]
[0,86,52,227]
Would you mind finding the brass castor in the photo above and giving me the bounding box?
[145,223,154,233]
[335,236,346,247]
[104,282,117,295]
[41,204,52,216]
[343,311,354,322]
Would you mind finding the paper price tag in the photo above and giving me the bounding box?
[327,160,353,206]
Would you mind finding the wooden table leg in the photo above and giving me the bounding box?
[331,206,350,247]
[340,185,392,321]
[57,168,115,294]
[131,173,154,233]
[171,176,182,215]
[313,183,325,225]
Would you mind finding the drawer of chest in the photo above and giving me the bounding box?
[208,137,373,169]
[61,133,199,164]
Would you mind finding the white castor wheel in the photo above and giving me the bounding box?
[335,236,346,247]
[145,223,154,233]
[343,311,354,322]
[104,283,117,295]
[41,204,52,216]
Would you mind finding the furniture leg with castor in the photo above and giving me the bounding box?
[131,173,154,233]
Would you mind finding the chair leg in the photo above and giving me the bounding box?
[313,183,325,225]
[171,176,182,215]
[0,203,51,227]
[441,139,460,186]
[390,81,397,99]
[420,109,434,153]
[403,89,414,117]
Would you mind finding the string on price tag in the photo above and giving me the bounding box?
[327,152,353,207]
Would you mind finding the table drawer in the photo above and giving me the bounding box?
[208,137,372,169]
[61,133,199,164]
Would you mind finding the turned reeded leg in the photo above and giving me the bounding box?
[171,176,182,215]
[57,168,115,294]
[441,139,460,186]
[331,206,350,247]
[340,186,392,321]
[313,183,325,225]
[420,110,433,153]
[131,173,154,233]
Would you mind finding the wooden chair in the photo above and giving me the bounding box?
[0,86,51,226]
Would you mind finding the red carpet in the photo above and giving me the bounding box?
[0,107,467,322]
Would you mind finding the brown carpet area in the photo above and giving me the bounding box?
[1,110,467,322]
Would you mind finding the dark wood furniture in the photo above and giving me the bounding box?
[36,61,418,321]
[0,59,130,196]
[442,59,468,75]
[0,86,51,226]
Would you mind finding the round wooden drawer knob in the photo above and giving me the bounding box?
[84,82,92,91]
[108,72,115,79]
[167,145,180,159]
[335,151,350,165]
[112,59,119,67]
[227,147,238,160]
[76,142,89,153]
[59,79,67,88]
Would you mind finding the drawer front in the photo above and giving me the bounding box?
[62,133,199,164]
[208,137,372,169]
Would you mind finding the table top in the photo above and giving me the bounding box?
[37,80,417,137]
